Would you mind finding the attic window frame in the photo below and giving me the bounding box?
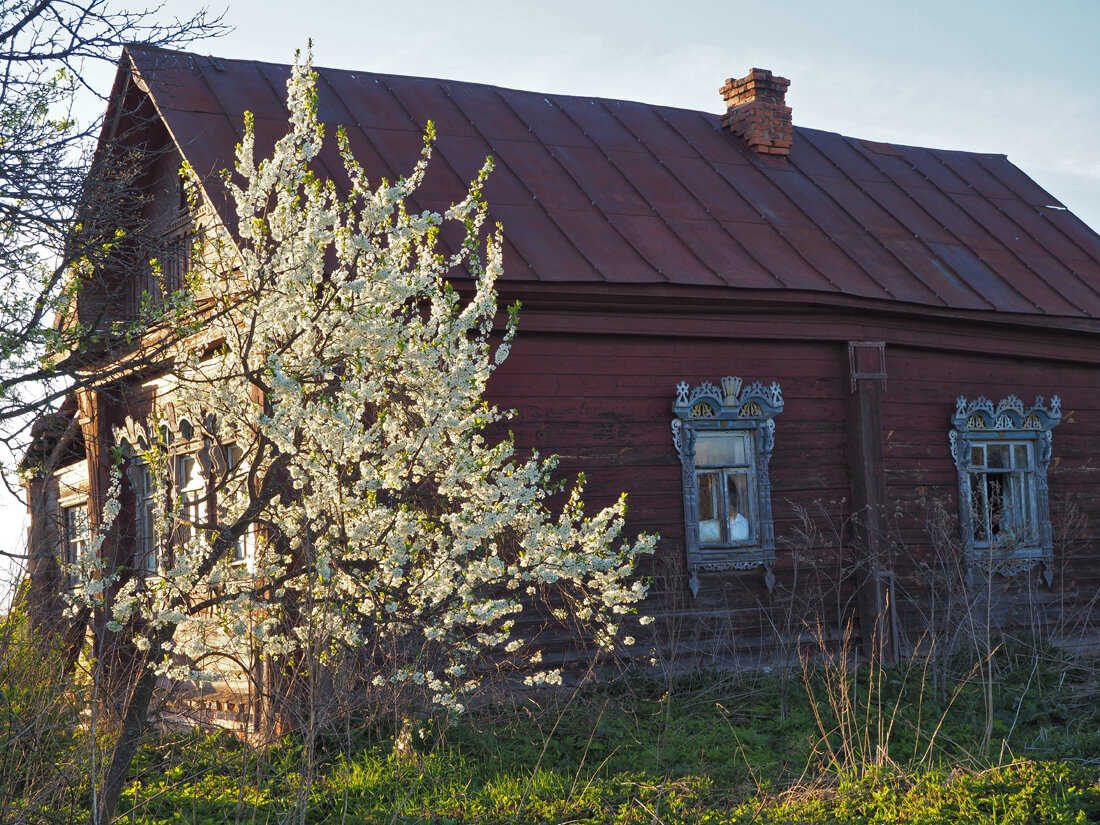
[672,376,783,597]
[161,230,194,295]
[950,394,1061,582]
[136,174,199,311]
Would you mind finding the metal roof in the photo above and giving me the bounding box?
[124,46,1100,318]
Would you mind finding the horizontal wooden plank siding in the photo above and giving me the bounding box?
[482,304,1100,661]
[487,330,857,661]
[882,345,1100,650]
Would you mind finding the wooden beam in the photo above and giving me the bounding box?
[845,341,898,664]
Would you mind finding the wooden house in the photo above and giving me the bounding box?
[25,48,1100,672]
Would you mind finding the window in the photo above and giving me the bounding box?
[162,231,193,294]
[175,453,206,547]
[223,443,253,565]
[695,431,755,545]
[62,503,89,570]
[166,173,197,293]
[131,461,160,575]
[672,376,783,596]
[950,394,1061,580]
[968,442,1037,546]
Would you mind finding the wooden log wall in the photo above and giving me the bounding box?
[883,345,1100,652]
[485,314,1100,664]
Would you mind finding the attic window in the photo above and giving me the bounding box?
[146,172,199,298]
[162,232,193,294]
[672,376,783,596]
[950,394,1061,581]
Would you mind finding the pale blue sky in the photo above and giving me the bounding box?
[2,0,1098,597]
[177,0,1100,229]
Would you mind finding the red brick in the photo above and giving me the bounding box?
[721,67,792,157]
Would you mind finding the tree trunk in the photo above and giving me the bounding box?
[92,632,165,825]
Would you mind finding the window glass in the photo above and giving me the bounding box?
[695,431,747,466]
[133,463,158,574]
[697,471,721,543]
[968,440,1037,547]
[986,443,1009,469]
[727,472,750,541]
[695,440,756,547]
[176,454,205,545]
[63,504,89,567]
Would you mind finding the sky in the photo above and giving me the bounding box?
[177,0,1100,227]
[2,0,1098,599]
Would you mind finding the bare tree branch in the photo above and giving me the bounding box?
[0,0,228,492]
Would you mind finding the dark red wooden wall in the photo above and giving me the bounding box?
[484,297,1100,663]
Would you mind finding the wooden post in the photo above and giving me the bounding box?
[76,385,142,701]
[24,472,62,627]
[845,341,898,664]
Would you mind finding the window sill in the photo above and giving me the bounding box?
[695,546,774,572]
[964,546,1052,581]
[689,548,776,597]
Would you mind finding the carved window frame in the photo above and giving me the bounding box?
[950,394,1061,581]
[117,413,212,576]
[672,376,783,596]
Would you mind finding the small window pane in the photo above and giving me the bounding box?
[1001,473,1033,540]
[697,471,722,543]
[134,463,158,574]
[695,432,747,466]
[178,456,198,487]
[726,472,751,541]
[233,530,251,564]
[987,444,1010,469]
[971,446,984,467]
[1013,444,1029,469]
[971,476,989,542]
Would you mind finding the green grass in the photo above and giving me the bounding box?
[108,641,1100,824]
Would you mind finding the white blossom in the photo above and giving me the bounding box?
[79,47,655,711]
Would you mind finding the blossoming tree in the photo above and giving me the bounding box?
[74,51,654,823]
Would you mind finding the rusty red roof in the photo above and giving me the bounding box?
[123,46,1100,319]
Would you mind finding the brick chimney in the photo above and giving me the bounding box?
[720,69,792,156]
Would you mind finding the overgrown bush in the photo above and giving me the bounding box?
[0,599,89,824]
